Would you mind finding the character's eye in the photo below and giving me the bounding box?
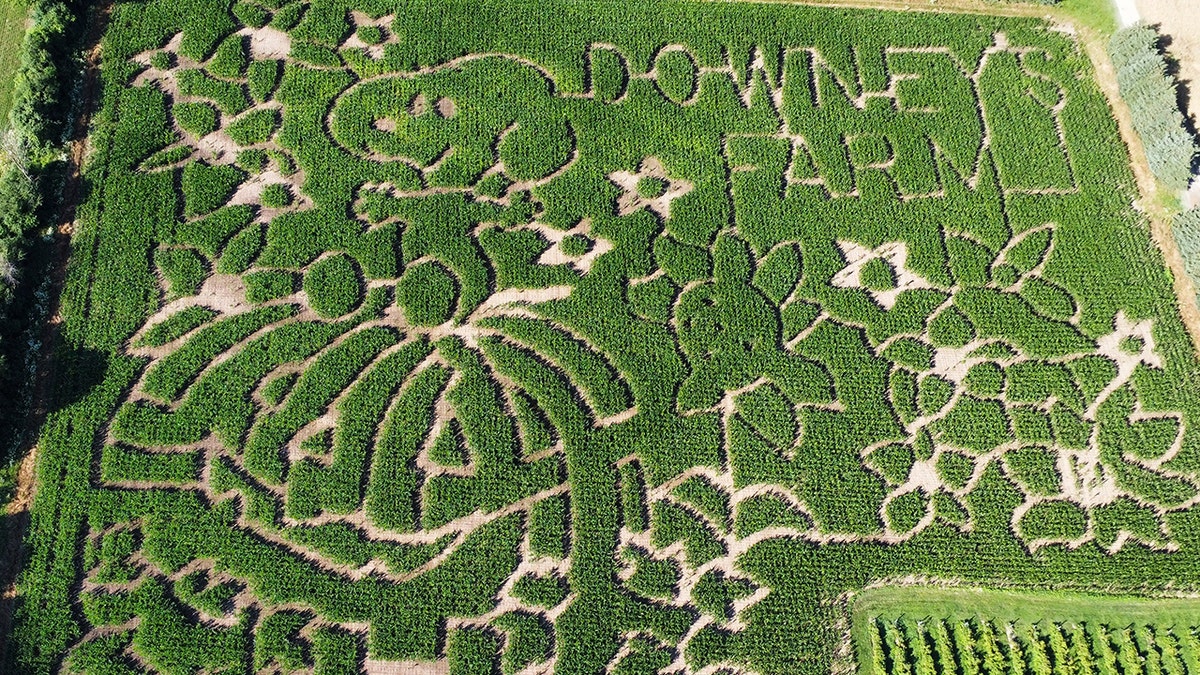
[434,97,457,118]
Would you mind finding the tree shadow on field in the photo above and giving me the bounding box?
[0,342,110,671]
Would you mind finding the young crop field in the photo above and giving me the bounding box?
[854,587,1200,675]
[12,0,1200,673]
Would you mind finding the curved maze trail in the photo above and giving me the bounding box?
[21,1,1200,674]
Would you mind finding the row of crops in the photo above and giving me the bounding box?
[869,615,1200,675]
[11,0,1200,673]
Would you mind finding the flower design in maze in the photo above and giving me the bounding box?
[849,226,1200,551]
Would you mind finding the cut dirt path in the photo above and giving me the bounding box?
[0,1,111,666]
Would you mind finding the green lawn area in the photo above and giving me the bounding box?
[1058,0,1119,36]
[854,584,1200,626]
[0,0,28,123]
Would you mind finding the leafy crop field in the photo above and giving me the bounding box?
[855,587,1200,675]
[14,0,1200,673]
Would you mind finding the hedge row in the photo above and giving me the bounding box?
[0,0,91,461]
[1109,23,1198,193]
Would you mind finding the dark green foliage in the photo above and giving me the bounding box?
[620,461,648,532]
[259,371,297,407]
[247,59,281,103]
[1011,406,1053,444]
[182,162,246,217]
[494,612,552,675]
[733,492,811,537]
[735,384,796,449]
[1005,446,1061,495]
[936,451,973,490]
[637,176,668,199]
[303,253,362,318]
[149,50,173,71]
[964,362,1004,397]
[136,306,217,347]
[177,69,249,113]
[654,236,710,284]
[397,261,456,325]
[312,627,360,675]
[529,494,568,558]
[18,2,1200,674]
[753,244,800,304]
[860,257,896,291]
[917,375,953,415]
[233,3,269,28]
[254,611,309,672]
[867,443,914,486]
[217,223,264,273]
[356,25,384,45]
[559,233,592,257]
[447,628,500,675]
[882,339,932,371]
[627,276,677,323]
[226,108,280,146]
[428,418,467,467]
[101,444,199,484]
[511,573,568,608]
[1068,356,1116,404]
[174,571,237,616]
[1120,335,1144,354]
[1018,500,1087,540]
[176,205,254,258]
[1109,24,1197,191]
[623,547,680,599]
[886,490,928,532]
[132,134,192,167]
[933,396,1009,452]
[512,391,553,456]
[208,34,248,78]
[928,307,974,347]
[172,102,219,137]
[1051,403,1091,448]
[692,571,755,621]
[244,269,296,302]
[260,183,293,208]
[933,491,968,525]
[651,501,725,566]
[672,475,731,533]
[235,148,268,173]
[154,247,208,299]
[271,2,304,30]
[611,637,674,675]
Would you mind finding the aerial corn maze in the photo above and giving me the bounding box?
[12,0,1200,673]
